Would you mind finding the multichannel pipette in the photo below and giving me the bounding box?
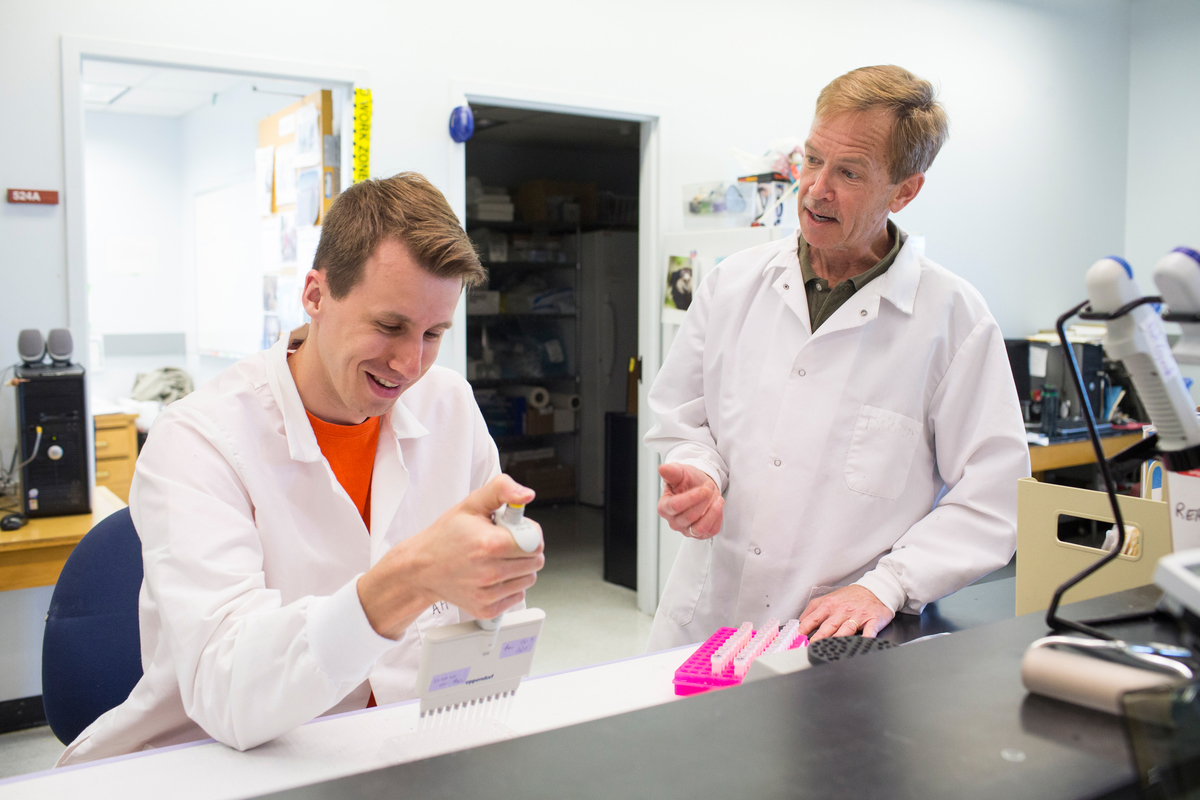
[415,502,545,717]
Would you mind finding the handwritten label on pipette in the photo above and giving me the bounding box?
[428,667,470,693]
[500,636,538,659]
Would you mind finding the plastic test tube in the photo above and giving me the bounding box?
[711,622,753,674]
[732,619,780,677]
[765,619,801,655]
[711,624,752,674]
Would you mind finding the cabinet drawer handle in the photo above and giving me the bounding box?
[95,441,110,449]
[96,471,110,479]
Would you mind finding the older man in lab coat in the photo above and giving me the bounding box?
[646,66,1030,650]
[59,174,544,764]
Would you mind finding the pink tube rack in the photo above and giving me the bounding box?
[673,625,809,696]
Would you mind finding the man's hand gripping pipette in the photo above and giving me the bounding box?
[356,474,544,641]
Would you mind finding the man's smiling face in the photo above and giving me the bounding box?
[304,237,462,423]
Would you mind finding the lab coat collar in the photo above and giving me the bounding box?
[761,231,801,277]
[874,234,921,316]
[266,326,430,464]
[769,228,921,316]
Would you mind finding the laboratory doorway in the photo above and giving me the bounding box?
[68,52,353,502]
[464,105,642,619]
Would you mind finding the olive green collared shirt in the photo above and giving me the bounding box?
[798,220,907,332]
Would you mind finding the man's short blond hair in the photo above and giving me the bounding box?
[315,172,487,299]
[815,65,949,184]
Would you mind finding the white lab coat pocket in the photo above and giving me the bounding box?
[843,404,922,500]
[661,537,714,628]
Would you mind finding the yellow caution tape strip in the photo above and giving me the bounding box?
[353,88,372,183]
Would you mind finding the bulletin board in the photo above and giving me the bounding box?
[253,90,339,351]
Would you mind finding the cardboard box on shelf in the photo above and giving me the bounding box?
[515,181,597,223]
[553,409,575,433]
[508,460,576,502]
[466,290,501,315]
[525,406,555,436]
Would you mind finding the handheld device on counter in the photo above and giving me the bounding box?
[415,503,545,717]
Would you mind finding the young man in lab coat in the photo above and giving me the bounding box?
[646,66,1030,650]
[59,173,544,764]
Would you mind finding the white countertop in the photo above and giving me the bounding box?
[0,646,695,800]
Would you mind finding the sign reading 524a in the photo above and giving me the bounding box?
[7,189,59,205]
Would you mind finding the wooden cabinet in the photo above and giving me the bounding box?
[94,413,139,502]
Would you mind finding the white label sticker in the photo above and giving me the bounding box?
[277,113,296,138]
[1167,470,1200,551]
[1029,346,1049,379]
[500,635,537,659]
[428,667,470,693]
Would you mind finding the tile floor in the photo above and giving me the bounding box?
[0,503,651,780]
[523,503,655,675]
[0,726,64,780]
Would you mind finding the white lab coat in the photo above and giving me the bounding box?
[645,232,1029,650]
[59,328,500,765]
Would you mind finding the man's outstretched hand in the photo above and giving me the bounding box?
[657,462,724,539]
[797,585,894,642]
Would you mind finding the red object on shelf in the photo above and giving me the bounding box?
[672,626,808,696]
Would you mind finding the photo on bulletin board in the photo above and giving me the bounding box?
[255,146,275,217]
[262,313,281,351]
[263,275,279,313]
[296,168,320,227]
[280,211,298,267]
[664,255,694,312]
[294,104,320,168]
[274,143,298,206]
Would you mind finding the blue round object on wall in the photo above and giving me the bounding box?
[449,105,475,143]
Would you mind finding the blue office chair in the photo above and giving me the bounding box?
[42,506,145,745]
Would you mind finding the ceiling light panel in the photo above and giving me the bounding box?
[82,82,129,104]
[110,87,214,117]
[139,67,245,95]
[81,59,157,87]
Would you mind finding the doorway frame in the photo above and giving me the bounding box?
[60,35,368,498]
[447,80,663,614]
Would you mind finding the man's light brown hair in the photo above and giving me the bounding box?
[314,172,487,298]
[815,65,949,184]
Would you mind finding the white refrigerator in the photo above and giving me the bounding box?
[578,231,639,506]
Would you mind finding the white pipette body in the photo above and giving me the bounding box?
[477,503,541,632]
[1154,247,1200,366]
[1086,256,1200,451]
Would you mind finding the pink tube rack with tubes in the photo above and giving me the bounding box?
[673,621,808,696]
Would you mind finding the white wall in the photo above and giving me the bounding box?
[84,111,186,338]
[0,0,1167,701]
[0,0,1140,456]
[1125,0,1200,275]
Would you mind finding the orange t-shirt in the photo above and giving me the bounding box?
[306,410,382,709]
[306,411,381,530]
